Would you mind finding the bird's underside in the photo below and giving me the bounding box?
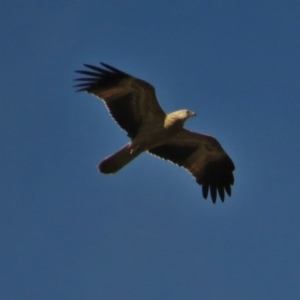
[74,62,235,203]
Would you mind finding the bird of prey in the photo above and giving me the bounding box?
[74,62,235,203]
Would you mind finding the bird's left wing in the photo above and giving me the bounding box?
[149,129,235,203]
[74,63,166,138]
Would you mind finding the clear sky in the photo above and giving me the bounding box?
[1,1,300,299]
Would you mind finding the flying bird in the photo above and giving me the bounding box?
[74,62,235,203]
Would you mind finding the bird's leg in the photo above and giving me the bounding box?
[128,142,141,155]
[130,145,140,155]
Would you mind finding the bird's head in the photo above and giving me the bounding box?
[165,109,196,129]
[173,109,196,121]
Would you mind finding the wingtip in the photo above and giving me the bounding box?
[210,186,217,203]
[224,184,231,197]
[100,62,130,76]
[75,70,101,77]
[73,83,89,92]
[100,62,115,69]
[74,87,88,92]
[218,187,225,202]
[202,185,209,200]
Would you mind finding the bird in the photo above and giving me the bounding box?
[74,62,235,203]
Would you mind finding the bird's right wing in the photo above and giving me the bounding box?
[74,63,166,138]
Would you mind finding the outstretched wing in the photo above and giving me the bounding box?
[149,129,235,203]
[74,63,166,138]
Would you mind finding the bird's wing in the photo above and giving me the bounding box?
[149,129,235,203]
[74,63,166,138]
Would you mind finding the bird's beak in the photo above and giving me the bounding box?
[190,111,196,117]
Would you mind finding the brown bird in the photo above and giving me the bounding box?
[74,62,235,203]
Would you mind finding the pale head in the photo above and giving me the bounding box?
[172,109,196,120]
[165,109,196,129]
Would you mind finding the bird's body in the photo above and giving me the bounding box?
[75,62,235,203]
[100,109,196,174]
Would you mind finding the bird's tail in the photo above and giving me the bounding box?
[99,143,141,174]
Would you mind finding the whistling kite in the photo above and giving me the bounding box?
[74,62,235,203]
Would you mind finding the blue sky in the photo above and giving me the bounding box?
[1,1,300,299]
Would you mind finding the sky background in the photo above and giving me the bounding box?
[1,1,300,299]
